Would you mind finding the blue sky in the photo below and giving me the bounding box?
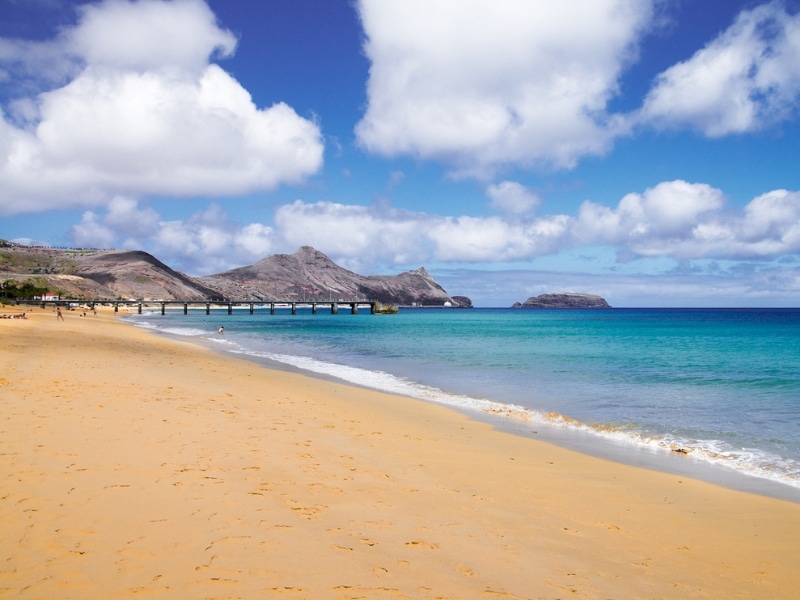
[2,0,800,307]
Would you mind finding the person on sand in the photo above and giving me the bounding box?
[56,307,64,321]
[218,326,224,335]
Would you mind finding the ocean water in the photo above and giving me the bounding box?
[129,307,800,500]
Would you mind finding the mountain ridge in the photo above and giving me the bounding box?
[0,241,471,307]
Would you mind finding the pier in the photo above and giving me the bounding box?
[20,299,395,315]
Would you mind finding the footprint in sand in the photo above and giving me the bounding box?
[455,563,476,577]
[482,589,522,598]
[404,540,439,550]
[290,504,326,519]
[267,586,305,595]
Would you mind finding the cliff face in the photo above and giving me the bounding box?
[513,293,611,308]
[0,242,469,306]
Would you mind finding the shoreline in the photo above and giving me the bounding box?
[132,311,800,505]
[3,307,800,597]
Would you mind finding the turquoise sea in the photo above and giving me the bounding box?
[130,307,800,501]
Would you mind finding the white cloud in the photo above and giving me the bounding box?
[64,180,800,281]
[152,205,276,274]
[638,2,800,136]
[0,0,324,216]
[575,181,800,260]
[0,37,78,99]
[103,196,161,238]
[575,180,727,249]
[355,0,654,176]
[429,214,570,261]
[486,181,540,215]
[68,199,276,275]
[69,0,237,72]
[274,199,571,267]
[274,200,431,269]
[70,210,117,249]
[732,189,800,256]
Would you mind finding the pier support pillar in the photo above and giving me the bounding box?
[249,303,254,315]
[351,303,358,315]
[227,303,233,315]
[114,303,118,313]
[312,303,317,315]
[291,303,297,315]
[331,303,338,315]
[138,303,142,314]
[161,303,166,315]
[270,303,275,315]
[205,303,210,315]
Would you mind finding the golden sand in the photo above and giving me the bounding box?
[2,307,799,598]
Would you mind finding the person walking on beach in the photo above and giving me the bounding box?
[56,307,64,321]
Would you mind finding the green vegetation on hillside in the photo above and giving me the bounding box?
[0,251,78,275]
[1,278,51,300]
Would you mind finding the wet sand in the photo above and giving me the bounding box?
[2,307,799,598]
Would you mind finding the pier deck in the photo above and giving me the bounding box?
[19,299,390,315]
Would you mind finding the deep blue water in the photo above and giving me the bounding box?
[130,307,800,495]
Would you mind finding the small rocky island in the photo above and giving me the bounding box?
[512,293,611,309]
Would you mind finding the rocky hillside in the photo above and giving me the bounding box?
[0,241,470,306]
[512,293,610,308]
[201,246,469,306]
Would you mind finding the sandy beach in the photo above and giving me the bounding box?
[2,307,800,598]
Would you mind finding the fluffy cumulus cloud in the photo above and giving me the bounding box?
[69,199,275,275]
[64,179,800,278]
[574,180,727,252]
[575,181,800,259]
[275,199,573,268]
[429,214,570,261]
[274,181,800,271]
[274,200,432,269]
[486,181,540,215]
[638,2,800,136]
[0,0,324,216]
[355,0,654,176]
[68,0,236,72]
[732,189,800,255]
[70,210,118,250]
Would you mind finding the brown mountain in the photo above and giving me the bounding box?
[0,242,217,300]
[0,241,470,306]
[200,246,468,306]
